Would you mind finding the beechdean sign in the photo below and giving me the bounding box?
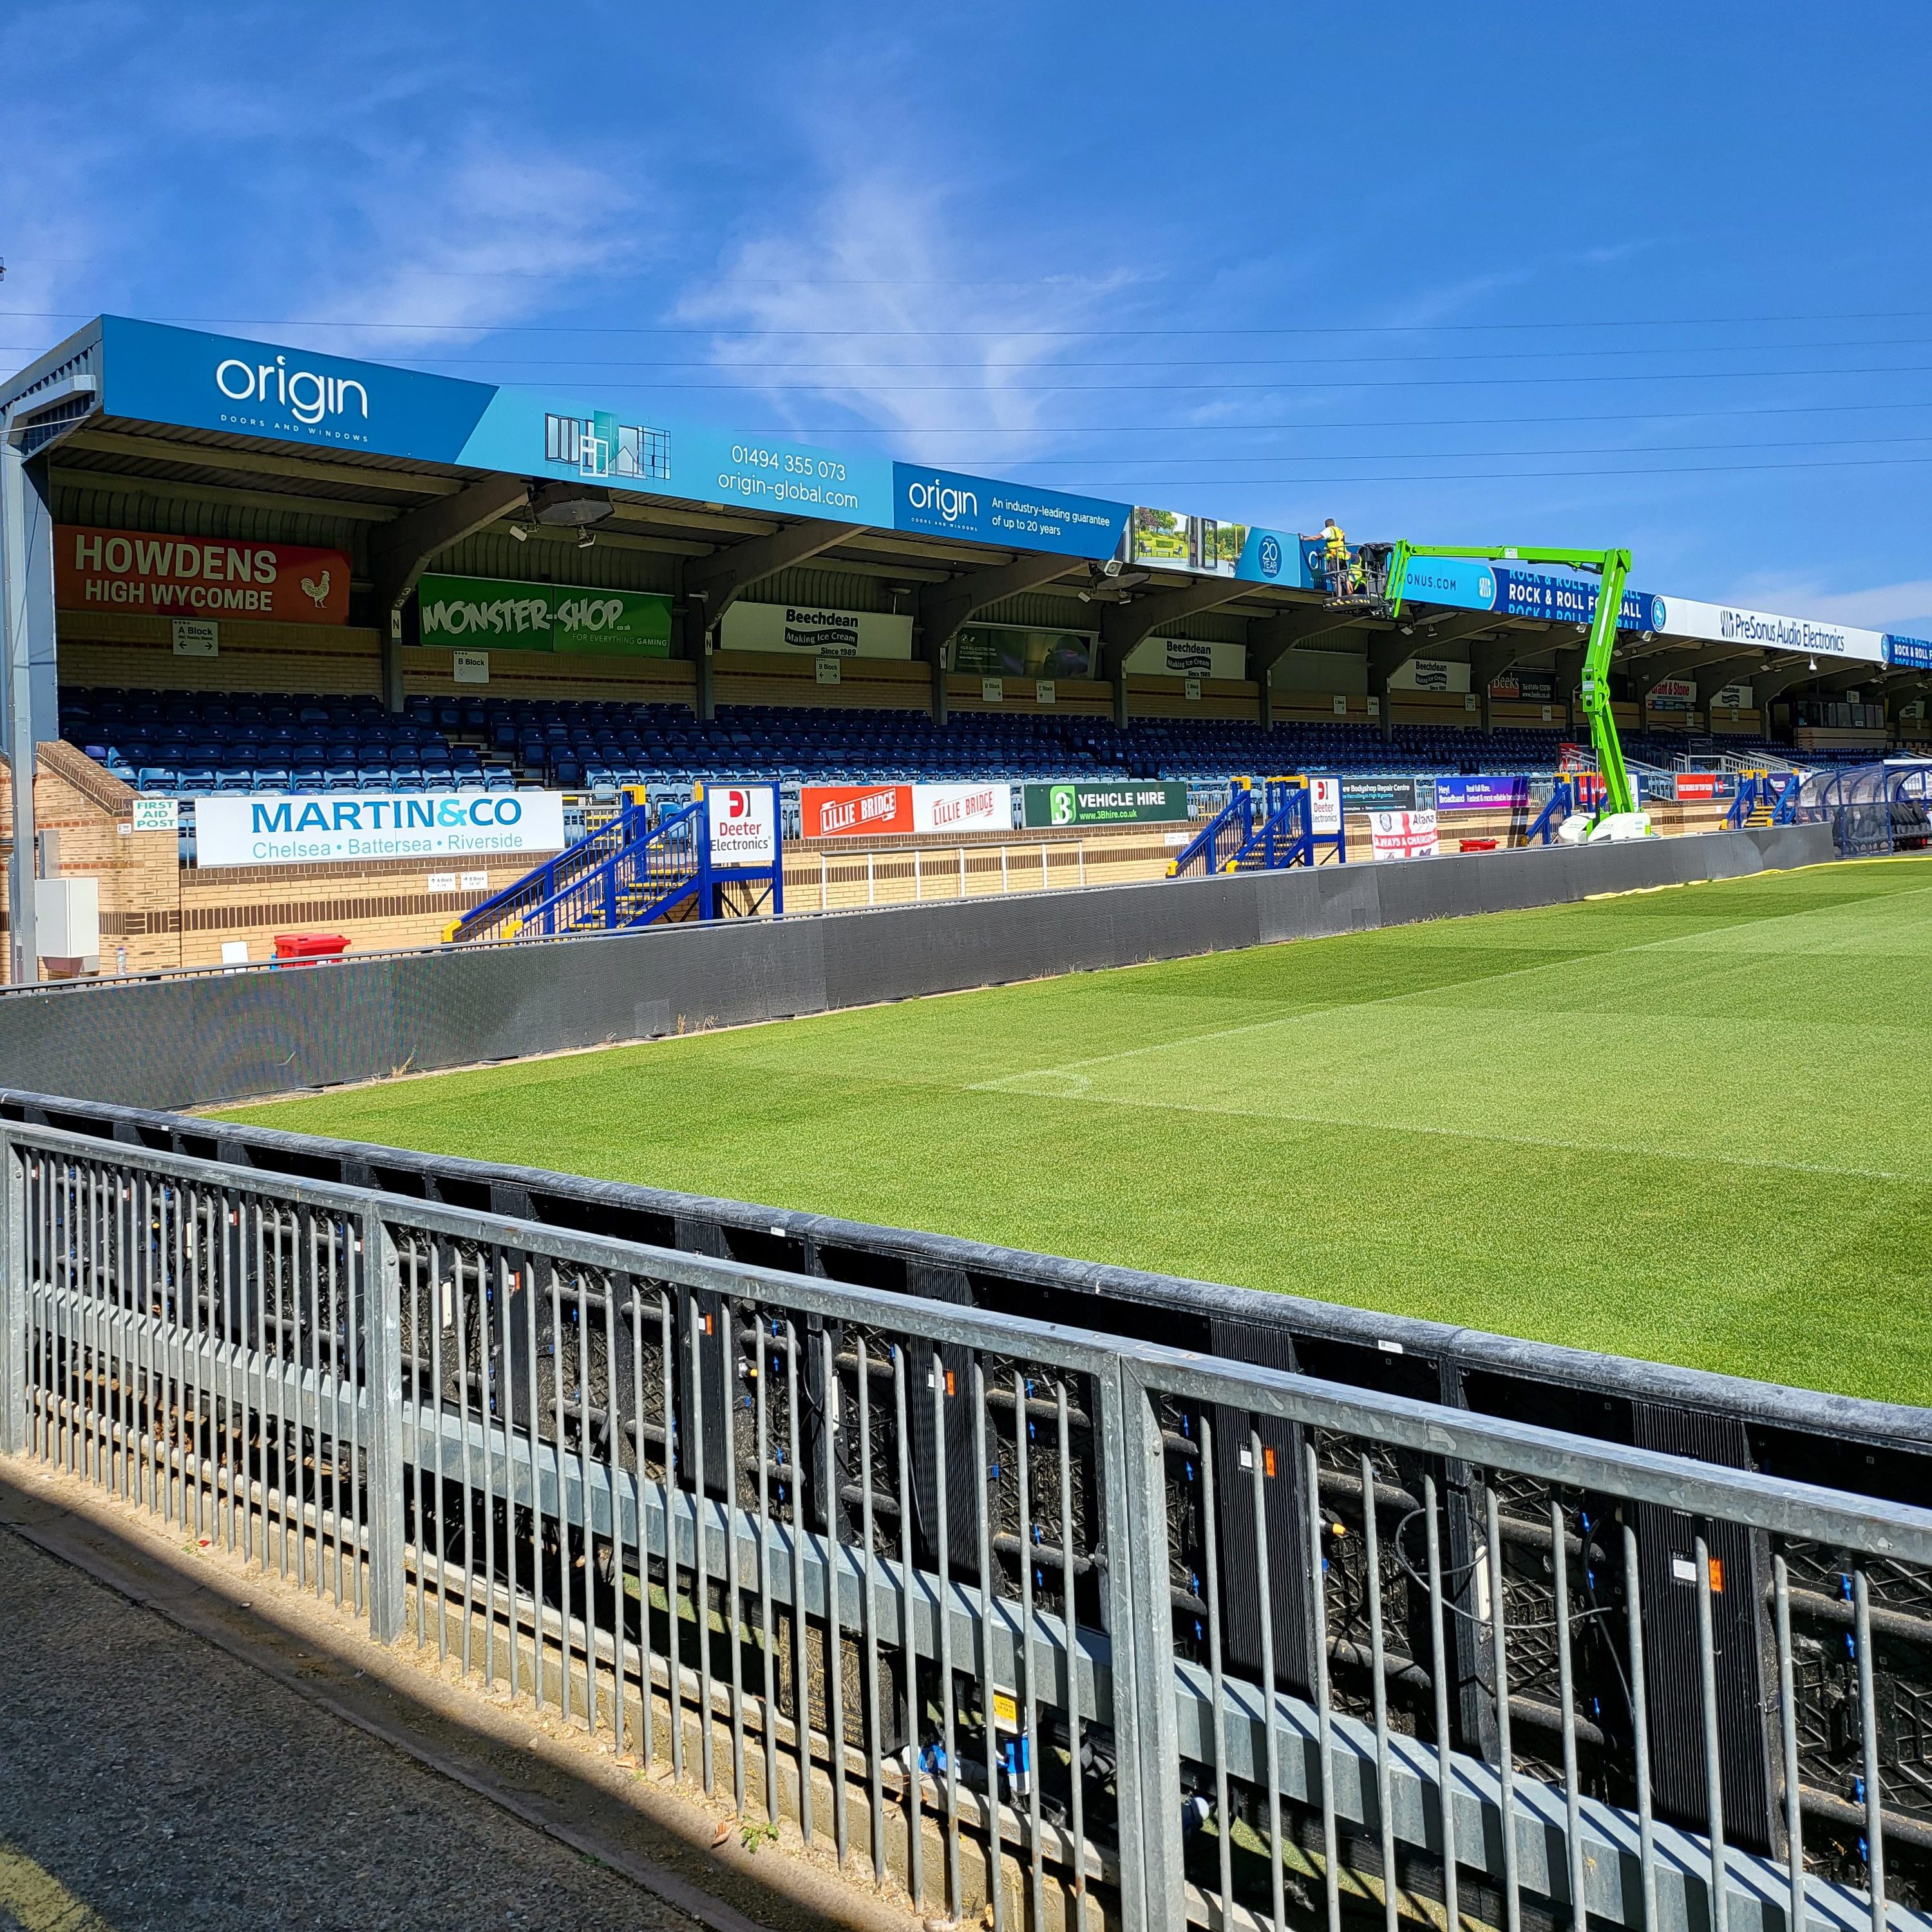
[195,790,567,869]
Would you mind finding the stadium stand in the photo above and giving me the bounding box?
[61,687,1823,795]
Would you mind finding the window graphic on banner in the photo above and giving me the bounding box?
[891,465,1128,558]
[1021,782,1189,828]
[1119,507,1300,584]
[718,601,913,659]
[952,625,1095,679]
[415,574,671,655]
[56,526,351,624]
[196,791,566,868]
[706,784,779,866]
[1369,808,1439,860]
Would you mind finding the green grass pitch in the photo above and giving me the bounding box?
[221,855,1932,1406]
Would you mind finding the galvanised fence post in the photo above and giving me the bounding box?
[1110,1350,1187,1929]
[0,1132,23,1455]
[362,1208,407,1643]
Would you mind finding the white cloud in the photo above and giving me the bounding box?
[673,175,1129,460]
[1728,574,1932,636]
[285,146,640,357]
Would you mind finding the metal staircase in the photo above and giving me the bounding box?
[1169,777,1342,876]
[449,798,704,943]
[1725,771,1799,829]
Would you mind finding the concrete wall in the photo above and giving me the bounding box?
[0,824,1832,1111]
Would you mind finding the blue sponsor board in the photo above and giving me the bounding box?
[103,316,493,459]
[1888,634,1932,670]
[892,464,1128,557]
[1392,553,1662,632]
[1435,774,1533,811]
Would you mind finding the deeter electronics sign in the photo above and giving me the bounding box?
[706,784,779,866]
[57,526,351,625]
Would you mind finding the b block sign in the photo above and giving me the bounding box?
[706,783,778,867]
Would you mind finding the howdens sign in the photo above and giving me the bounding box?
[196,790,567,869]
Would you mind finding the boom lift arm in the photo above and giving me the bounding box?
[1374,542,1638,822]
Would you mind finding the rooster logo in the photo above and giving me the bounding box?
[299,569,331,608]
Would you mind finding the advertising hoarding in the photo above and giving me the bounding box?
[415,574,671,654]
[706,784,779,866]
[1434,775,1532,811]
[801,785,911,838]
[1368,808,1439,860]
[1340,775,1416,811]
[1122,636,1247,680]
[1647,677,1696,712]
[1020,782,1189,829]
[196,790,565,869]
[1648,594,1885,666]
[952,624,1095,679]
[892,465,1128,558]
[1389,657,1472,694]
[799,783,1010,838]
[719,601,913,659]
[1309,777,1343,833]
[1888,635,1932,670]
[1488,670,1555,701]
[1672,773,1738,801]
[913,783,1008,833]
[56,524,351,625]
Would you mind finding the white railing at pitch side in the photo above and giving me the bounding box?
[1,1119,1927,1932]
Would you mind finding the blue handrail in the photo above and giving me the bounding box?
[1524,777,1575,845]
[519,801,703,936]
[1168,784,1256,876]
[450,800,650,943]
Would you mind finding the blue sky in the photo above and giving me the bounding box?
[4,2,1929,627]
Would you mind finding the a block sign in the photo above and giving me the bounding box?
[705,783,778,866]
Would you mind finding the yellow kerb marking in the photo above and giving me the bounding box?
[0,1839,118,1931]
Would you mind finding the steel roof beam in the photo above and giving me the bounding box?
[679,520,867,720]
[917,553,1076,723]
[367,472,535,709]
[1098,578,1255,726]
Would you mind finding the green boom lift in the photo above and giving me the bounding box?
[1350,542,1642,830]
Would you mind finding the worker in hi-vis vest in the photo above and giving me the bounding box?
[1321,517,1350,594]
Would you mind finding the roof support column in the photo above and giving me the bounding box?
[368,473,533,713]
[1367,613,1497,743]
[679,520,867,723]
[916,553,1072,725]
[1245,609,1363,732]
[1470,636,1540,735]
[1,442,58,983]
[1099,578,1252,729]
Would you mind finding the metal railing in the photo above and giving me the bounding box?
[2,1119,1927,1932]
